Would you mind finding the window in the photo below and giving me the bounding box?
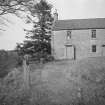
[92,30,96,38]
[92,45,96,52]
[67,30,71,40]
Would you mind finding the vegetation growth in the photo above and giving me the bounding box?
[16,0,54,62]
[0,57,105,105]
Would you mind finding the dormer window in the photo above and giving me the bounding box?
[92,30,96,38]
[67,30,71,40]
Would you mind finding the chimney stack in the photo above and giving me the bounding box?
[53,9,58,22]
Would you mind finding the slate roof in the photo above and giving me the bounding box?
[53,18,105,31]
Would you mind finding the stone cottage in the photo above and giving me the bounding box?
[51,11,105,60]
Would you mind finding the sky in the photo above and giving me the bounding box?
[0,0,105,50]
[48,0,105,19]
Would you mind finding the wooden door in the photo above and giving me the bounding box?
[66,46,74,59]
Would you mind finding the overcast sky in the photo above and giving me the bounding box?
[0,0,105,50]
[48,0,105,19]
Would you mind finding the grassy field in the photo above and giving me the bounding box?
[1,57,105,105]
[29,57,105,105]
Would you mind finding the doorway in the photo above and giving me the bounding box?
[102,45,105,56]
[66,45,75,59]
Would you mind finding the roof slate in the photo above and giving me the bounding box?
[53,18,105,31]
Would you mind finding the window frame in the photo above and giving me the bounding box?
[91,29,96,38]
[67,30,71,40]
[92,45,96,52]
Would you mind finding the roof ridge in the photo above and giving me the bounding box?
[57,18,105,21]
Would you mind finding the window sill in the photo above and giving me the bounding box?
[91,38,97,40]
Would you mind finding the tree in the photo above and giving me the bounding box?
[0,0,35,15]
[0,0,37,31]
[0,0,53,62]
[19,0,53,62]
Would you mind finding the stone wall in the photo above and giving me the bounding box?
[52,29,105,60]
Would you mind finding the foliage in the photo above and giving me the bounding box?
[17,0,53,62]
[0,68,32,105]
[0,0,54,62]
[0,67,54,105]
[1,57,105,105]
[0,0,37,31]
[0,50,22,78]
[0,0,35,15]
[0,50,10,78]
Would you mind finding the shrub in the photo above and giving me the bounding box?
[0,50,22,78]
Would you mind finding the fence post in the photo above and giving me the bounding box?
[23,54,30,90]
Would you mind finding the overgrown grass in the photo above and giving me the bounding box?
[1,56,105,105]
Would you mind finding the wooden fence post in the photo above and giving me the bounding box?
[23,54,30,90]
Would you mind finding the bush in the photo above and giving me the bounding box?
[0,50,22,78]
[16,56,23,66]
[45,55,54,62]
